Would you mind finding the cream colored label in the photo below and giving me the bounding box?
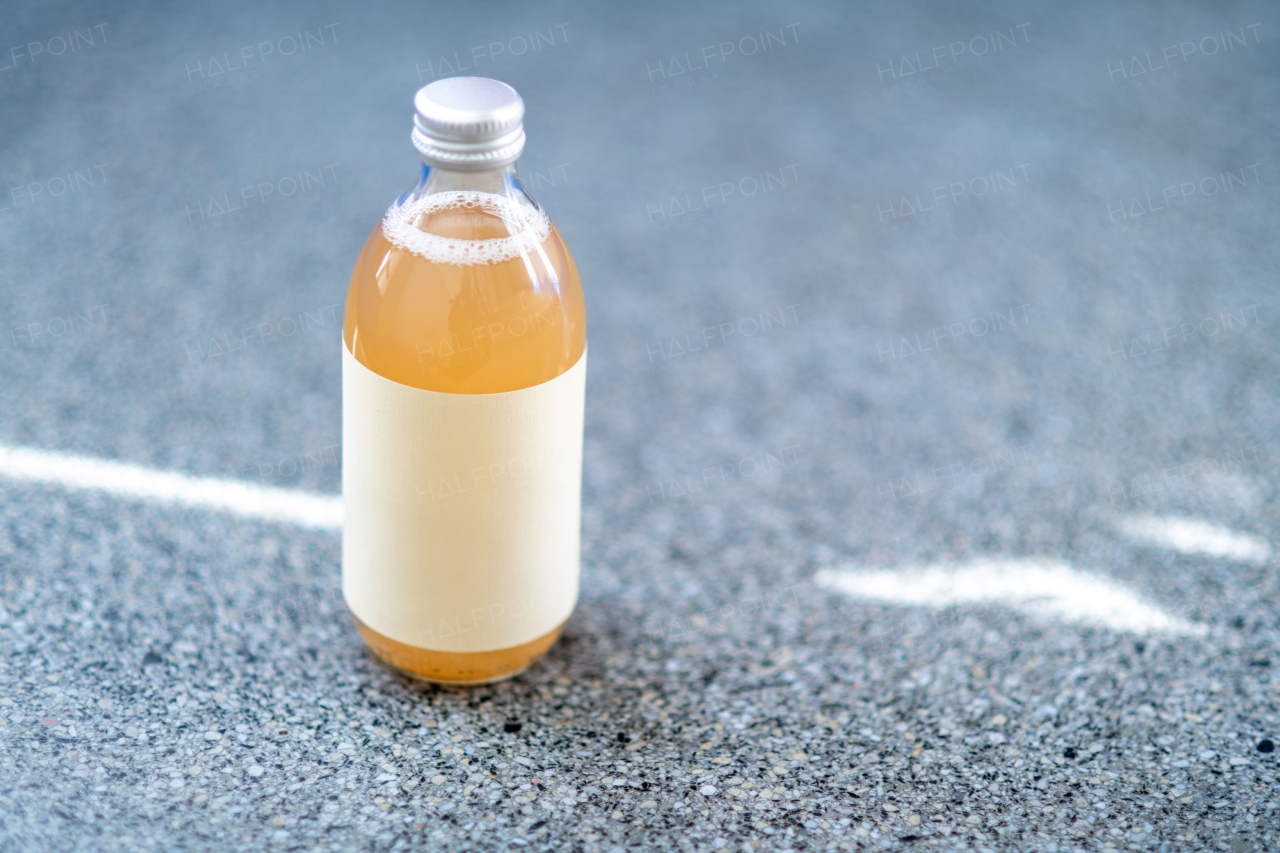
[342,343,585,653]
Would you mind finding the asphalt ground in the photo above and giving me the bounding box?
[0,0,1278,851]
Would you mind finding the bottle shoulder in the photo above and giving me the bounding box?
[344,208,585,394]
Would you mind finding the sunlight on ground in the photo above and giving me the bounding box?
[1115,514,1271,564]
[815,558,1206,636]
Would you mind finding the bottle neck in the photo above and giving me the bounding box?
[397,161,546,241]
[415,162,529,201]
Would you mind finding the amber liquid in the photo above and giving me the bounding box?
[343,191,586,684]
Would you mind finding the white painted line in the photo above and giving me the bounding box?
[1115,514,1271,564]
[815,558,1205,636]
[0,444,342,530]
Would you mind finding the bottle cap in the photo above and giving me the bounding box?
[412,77,526,171]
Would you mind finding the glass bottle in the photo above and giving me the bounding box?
[342,77,586,684]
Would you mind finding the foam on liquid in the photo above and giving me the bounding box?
[381,191,552,266]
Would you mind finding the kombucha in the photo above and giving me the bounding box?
[342,79,586,685]
[345,190,585,395]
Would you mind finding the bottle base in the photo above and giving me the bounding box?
[352,614,566,686]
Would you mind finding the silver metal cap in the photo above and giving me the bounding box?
[412,77,525,172]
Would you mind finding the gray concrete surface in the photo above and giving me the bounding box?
[1,0,1278,850]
